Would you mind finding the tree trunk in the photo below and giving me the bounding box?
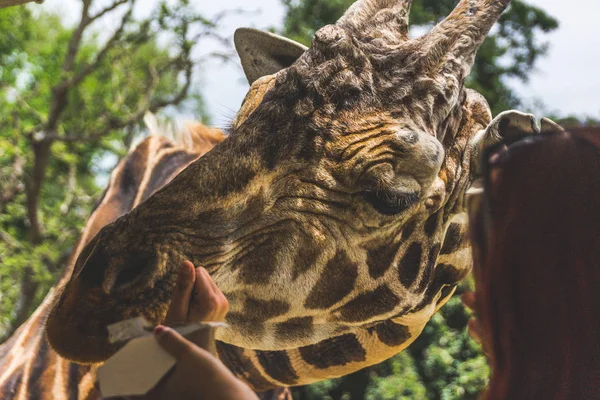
[11,269,38,331]
[0,0,43,9]
[9,139,52,335]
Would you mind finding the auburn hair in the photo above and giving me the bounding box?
[469,127,600,400]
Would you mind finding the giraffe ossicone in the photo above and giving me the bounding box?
[47,0,520,389]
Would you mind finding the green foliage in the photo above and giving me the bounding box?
[411,285,490,400]
[365,353,427,400]
[281,0,559,115]
[0,0,218,339]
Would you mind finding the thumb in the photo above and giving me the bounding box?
[154,325,192,360]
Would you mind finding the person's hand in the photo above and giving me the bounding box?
[164,261,229,325]
[143,261,257,400]
[146,325,259,400]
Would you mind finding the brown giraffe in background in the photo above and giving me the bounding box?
[46,0,546,391]
[0,123,289,399]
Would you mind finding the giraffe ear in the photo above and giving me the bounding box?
[234,28,308,85]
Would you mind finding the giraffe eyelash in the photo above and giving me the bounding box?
[361,190,420,215]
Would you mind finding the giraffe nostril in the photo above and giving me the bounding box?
[112,253,155,290]
[77,242,155,293]
[78,244,109,289]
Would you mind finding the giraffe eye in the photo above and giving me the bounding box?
[362,190,419,215]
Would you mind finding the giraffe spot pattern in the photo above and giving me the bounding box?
[240,194,268,222]
[26,336,48,399]
[142,151,198,201]
[438,285,456,305]
[256,350,299,385]
[212,155,257,197]
[116,139,149,213]
[0,369,22,399]
[292,230,321,280]
[416,244,441,293]
[304,251,358,309]
[401,219,418,241]
[238,239,283,285]
[440,223,464,255]
[226,313,265,340]
[370,320,411,347]
[77,245,110,289]
[435,263,467,285]
[275,317,314,342]
[244,297,291,320]
[68,362,82,399]
[423,213,440,236]
[227,297,290,340]
[217,342,273,392]
[193,208,228,227]
[398,242,423,287]
[366,241,401,279]
[299,334,366,369]
[413,263,464,311]
[338,285,400,322]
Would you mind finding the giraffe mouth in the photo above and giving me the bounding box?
[46,286,121,363]
[46,260,178,363]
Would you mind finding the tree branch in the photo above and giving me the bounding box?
[88,0,128,22]
[59,163,77,215]
[15,93,46,125]
[12,270,38,331]
[47,0,92,131]
[149,60,193,110]
[47,60,161,143]
[25,141,51,245]
[61,0,92,76]
[67,0,135,88]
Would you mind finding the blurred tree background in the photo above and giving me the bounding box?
[0,0,596,399]
[0,0,224,340]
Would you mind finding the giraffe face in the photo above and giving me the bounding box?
[47,0,510,364]
[237,31,450,221]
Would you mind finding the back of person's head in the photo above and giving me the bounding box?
[471,128,600,400]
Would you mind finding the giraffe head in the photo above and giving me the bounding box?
[48,0,511,365]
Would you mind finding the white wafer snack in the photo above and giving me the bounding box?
[107,316,153,343]
[98,317,228,398]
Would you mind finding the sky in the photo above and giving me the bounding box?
[42,0,600,127]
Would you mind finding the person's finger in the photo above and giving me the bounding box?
[199,267,229,321]
[154,326,224,372]
[188,267,219,322]
[154,325,194,360]
[214,289,230,321]
[164,261,195,325]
